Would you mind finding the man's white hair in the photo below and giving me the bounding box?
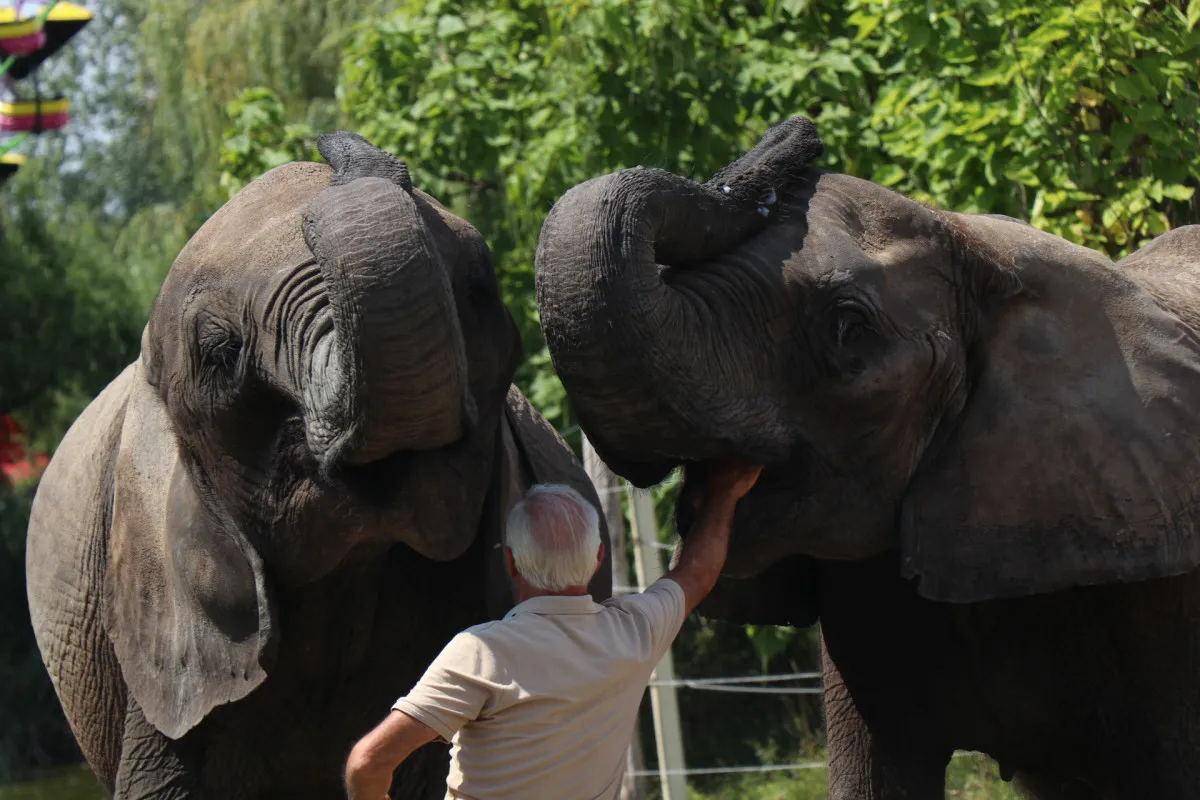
[506,483,601,592]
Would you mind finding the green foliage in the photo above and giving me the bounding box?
[338,0,1200,434]
[219,88,321,200]
[0,171,165,451]
[0,484,80,782]
[0,155,173,781]
[682,751,1020,799]
[851,0,1200,253]
[139,0,390,211]
[0,765,104,800]
[0,1,192,780]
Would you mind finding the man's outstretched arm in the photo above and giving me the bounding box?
[664,460,762,615]
[344,710,438,800]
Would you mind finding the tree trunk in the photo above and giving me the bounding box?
[582,434,646,800]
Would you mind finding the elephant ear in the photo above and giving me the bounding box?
[476,416,527,620]
[503,386,613,601]
[900,214,1200,602]
[103,361,277,740]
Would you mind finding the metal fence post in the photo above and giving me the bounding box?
[629,487,687,800]
[581,435,647,800]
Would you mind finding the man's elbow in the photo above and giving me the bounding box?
[344,739,394,793]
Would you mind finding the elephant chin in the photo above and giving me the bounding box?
[672,459,810,579]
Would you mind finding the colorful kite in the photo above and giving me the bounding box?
[0,1,91,79]
[0,1,91,173]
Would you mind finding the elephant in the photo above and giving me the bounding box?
[25,131,610,799]
[534,115,1200,798]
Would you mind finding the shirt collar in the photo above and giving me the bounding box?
[503,593,601,620]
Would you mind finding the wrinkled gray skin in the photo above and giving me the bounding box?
[26,132,610,799]
[536,116,1200,798]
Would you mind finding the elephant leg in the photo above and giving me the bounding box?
[822,632,948,800]
[113,697,202,800]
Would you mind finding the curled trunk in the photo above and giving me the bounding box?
[302,173,472,467]
[534,117,822,482]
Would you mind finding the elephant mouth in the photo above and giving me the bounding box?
[672,456,809,579]
[336,446,418,503]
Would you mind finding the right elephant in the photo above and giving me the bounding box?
[534,116,1200,798]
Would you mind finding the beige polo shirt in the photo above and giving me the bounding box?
[393,577,686,799]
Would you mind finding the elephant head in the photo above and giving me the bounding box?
[104,132,524,738]
[535,116,1200,622]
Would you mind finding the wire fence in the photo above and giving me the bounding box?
[580,440,998,793]
[649,672,824,695]
[632,667,828,785]
[623,532,830,787]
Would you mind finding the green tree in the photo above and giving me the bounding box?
[0,0,194,778]
[138,0,392,213]
[218,88,321,200]
[337,0,1200,435]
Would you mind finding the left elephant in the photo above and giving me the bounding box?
[24,132,611,799]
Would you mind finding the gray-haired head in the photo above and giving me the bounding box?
[506,483,602,592]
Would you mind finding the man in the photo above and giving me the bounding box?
[344,460,762,799]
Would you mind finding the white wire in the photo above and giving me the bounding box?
[671,684,823,695]
[630,761,827,777]
[590,474,684,496]
[568,435,997,774]
[648,672,824,694]
[652,672,822,685]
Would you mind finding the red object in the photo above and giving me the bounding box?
[0,415,48,486]
[0,108,69,132]
[0,29,46,55]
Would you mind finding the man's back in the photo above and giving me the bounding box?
[395,579,685,799]
[344,467,761,800]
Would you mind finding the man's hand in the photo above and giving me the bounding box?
[345,710,438,800]
[702,460,763,505]
[668,458,763,614]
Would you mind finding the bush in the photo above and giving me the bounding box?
[338,0,1200,433]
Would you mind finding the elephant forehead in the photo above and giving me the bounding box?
[173,161,333,279]
[412,187,484,246]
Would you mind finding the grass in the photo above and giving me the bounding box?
[682,751,1023,800]
[0,765,105,800]
[2,752,1025,800]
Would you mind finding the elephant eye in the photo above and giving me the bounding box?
[210,337,242,369]
[199,323,244,378]
[834,301,872,346]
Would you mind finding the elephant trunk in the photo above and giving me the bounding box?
[534,117,822,484]
[302,175,473,468]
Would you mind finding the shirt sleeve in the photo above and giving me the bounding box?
[618,577,687,662]
[391,630,495,743]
